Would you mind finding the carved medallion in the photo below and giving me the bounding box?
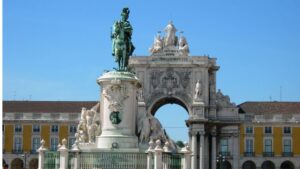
[103,84,129,112]
[110,111,122,124]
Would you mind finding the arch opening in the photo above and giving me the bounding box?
[153,97,189,142]
[150,97,188,116]
[217,160,232,169]
[242,160,256,169]
[11,158,23,169]
[281,161,294,169]
[29,158,38,169]
[262,161,275,169]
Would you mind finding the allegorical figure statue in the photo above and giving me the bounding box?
[111,7,135,71]
[149,33,163,54]
[194,80,202,100]
[163,21,178,47]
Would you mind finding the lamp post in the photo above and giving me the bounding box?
[216,153,226,169]
[20,152,30,169]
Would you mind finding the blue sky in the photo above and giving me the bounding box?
[3,0,300,141]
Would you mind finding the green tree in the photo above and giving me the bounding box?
[176,140,185,148]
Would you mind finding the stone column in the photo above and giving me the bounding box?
[233,133,239,169]
[211,133,217,169]
[181,144,192,169]
[191,131,197,169]
[37,139,47,169]
[71,142,80,169]
[204,134,209,168]
[154,140,163,169]
[146,140,155,169]
[58,139,69,169]
[199,132,205,169]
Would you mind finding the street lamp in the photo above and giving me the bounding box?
[20,152,30,169]
[216,153,226,169]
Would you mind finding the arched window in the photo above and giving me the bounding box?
[11,158,23,169]
[261,160,275,169]
[281,161,294,169]
[242,160,256,169]
[29,158,38,169]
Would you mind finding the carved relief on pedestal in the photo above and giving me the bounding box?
[103,84,129,125]
[103,84,129,113]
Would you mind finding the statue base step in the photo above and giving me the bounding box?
[96,135,138,149]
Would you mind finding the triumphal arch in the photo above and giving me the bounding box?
[129,22,241,169]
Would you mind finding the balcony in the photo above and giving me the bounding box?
[219,152,231,157]
[263,152,274,157]
[12,149,23,154]
[244,152,255,157]
[30,149,38,154]
[282,152,293,157]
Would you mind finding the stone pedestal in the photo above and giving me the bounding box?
[96,71,141,149]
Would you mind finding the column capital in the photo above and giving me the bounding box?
[199,130,205,136]
[233,132,239,137]
[189,130,198,136]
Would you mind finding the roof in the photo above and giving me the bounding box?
[3,101,98,113]
[238,101,300,114]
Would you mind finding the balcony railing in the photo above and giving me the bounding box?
[282,152,293,157]
[263,152,274,157]
[219,152,231,157]
[244,152,255,157]
[12,149,23,154]
[30,149,38,154]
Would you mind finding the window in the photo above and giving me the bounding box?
[69,137,76,149]
[15,124,22,133]
[15,113,23,119]
[14,137,22,153]
[283,127,291,134]
[33,125,40,133]
[32,137,40,152]
[245,139,253,152]
[246,126,253,134]
[69,125,77,133]
[264,139,272,152]
[220,139,229,153]
[283,139,291,152]
[265,127,272,134]
[33,113,41,119]
[50,137,59,151]
[51,125,59,133]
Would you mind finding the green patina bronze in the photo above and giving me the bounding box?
[110,111,121,124]
[111,7,135,71]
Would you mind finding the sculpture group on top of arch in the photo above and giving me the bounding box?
[149,21,190,56]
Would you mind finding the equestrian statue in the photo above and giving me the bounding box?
[111,7,135,71]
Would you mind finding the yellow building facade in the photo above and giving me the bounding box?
[2,101,97,169]
[3,101,300,169]
[239,102,300,169]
